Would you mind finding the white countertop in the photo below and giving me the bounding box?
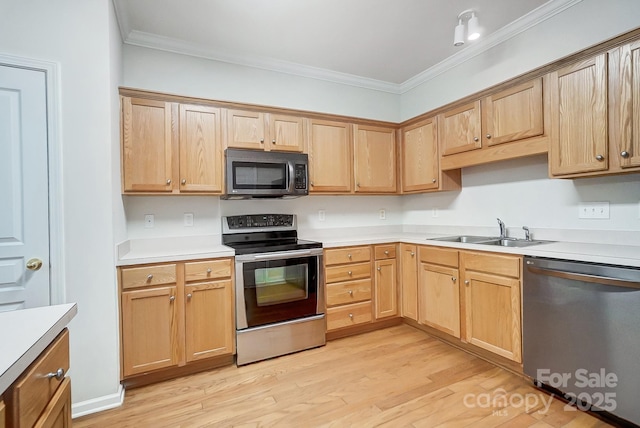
[116,229,640,268]
[0,303,77,393]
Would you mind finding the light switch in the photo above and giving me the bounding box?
[578,202,610,219]
[184,213,194,227]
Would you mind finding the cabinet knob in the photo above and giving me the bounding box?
[347,254,352,259]
[166,179,172,185]
[348,290,353,296]
[595,154,605,161]
[181,179,186,185]
[187,293,192,299]
[384,250,389,255]
[432,178,437,183]
[272,139,276,144]
[356,182,361,187]
[260,138,264,144]
[46,368,65,380]
[348,271,352,276]
[411,252,415,257]
[621,151,630,158]
[349,313,353,319]
[486,134,492,139]
[146,274,153,281]
[473,137,479,142]
[464,280,470,285]
[310,181,314,187]
[452,277,457,282]
[377,267,381,271]
[169,295,175,302]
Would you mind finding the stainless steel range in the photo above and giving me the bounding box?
[222,214,325,365]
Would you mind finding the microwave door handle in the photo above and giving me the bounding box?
[288,161,295,192]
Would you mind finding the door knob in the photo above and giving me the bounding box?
[26,258,43,271]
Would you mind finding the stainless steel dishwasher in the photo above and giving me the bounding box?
[523,256,640,426]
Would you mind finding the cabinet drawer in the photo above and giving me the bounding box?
[326,279,372,307]
[374,244,396,260]
[327,302,372,330]
[324,247,371,265]
[462,251,521,278]
[121,264,176,290]
[419,246,459,268]
[7,329,69,428]
[325,262,370,284]
[185,259,232,282]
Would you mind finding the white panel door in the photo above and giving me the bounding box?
[0,65,50,311]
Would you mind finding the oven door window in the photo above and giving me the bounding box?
[233,161,287,190]
[242,256,318,328]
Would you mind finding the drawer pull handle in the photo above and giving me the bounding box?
[348,271,352,276]
[384,250,389,255]
[146,274,153,281]
[207,268,212,274]
[46,368,65,380]
[348,290,353,296]
[347,254,352,259]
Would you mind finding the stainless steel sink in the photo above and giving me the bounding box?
[430,235,498,243]
[477,238,551,247]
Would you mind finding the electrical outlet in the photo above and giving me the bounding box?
[379,209,386,220]
[184,213,194,227]
[578,202,610,219]
[318,209,326,221]
[432,208,439,218]
[144,214,154,228]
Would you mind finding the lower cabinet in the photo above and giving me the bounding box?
[461,251,522,363]
[399,244,418,321]
[118,257,234,381]
[418,246,460,338]
[4,329,72,428]
[411,246,523,364]
[325,244,400,336]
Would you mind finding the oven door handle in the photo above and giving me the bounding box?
[238,249,322,262]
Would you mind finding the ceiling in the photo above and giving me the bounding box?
[113,0,573,93]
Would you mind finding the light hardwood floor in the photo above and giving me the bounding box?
[74,325,611,427]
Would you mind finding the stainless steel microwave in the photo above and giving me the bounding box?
[222,148,309,199]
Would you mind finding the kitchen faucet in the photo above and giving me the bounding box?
[522,226,531,241]
[497,218,506,239]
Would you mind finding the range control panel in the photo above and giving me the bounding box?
[225,214,295,229]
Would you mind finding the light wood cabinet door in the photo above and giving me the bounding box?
[179,104,223,193]
[32,377,71,428]
[549,54,608,176]
[482,78,544,146]
[419,263,460,338]
[400,244,418,321]
[462,271,522,362]
[121,97,174,192]
[226,109,267,150]
[307,119,352,193]
[402,119,439,192]
[0,399,5,428]
[353,125,396,193]
[268,114,304,152]
[121,286,179,377]
[374,258,397,319]
[438,100,481,156]
[185,280,234,362]
[609,40,640,171]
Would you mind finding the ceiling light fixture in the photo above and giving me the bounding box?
[453,9,481,47]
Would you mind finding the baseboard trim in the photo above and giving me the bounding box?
[71,384,124,419]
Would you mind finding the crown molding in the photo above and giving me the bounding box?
[399,0,583,93]
[117,0,582,95]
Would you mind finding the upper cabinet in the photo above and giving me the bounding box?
[226,109,304,152]
[121,96,224,195]
[438,77,549,171]
[609,40,640,173]
[353,124,397,193]
[548,55,608,177]
[306,119,353,193]
[401,117,461,194]
[122,97,174,193]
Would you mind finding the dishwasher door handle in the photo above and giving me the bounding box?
[527,266,640,290]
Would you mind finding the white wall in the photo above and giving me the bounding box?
[401,0,640,119]
[0,0,122,412]
[122,45,400,122]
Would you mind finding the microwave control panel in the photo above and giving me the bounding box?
[294,164,307,190]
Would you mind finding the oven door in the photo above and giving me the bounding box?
[235,248,324,330]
